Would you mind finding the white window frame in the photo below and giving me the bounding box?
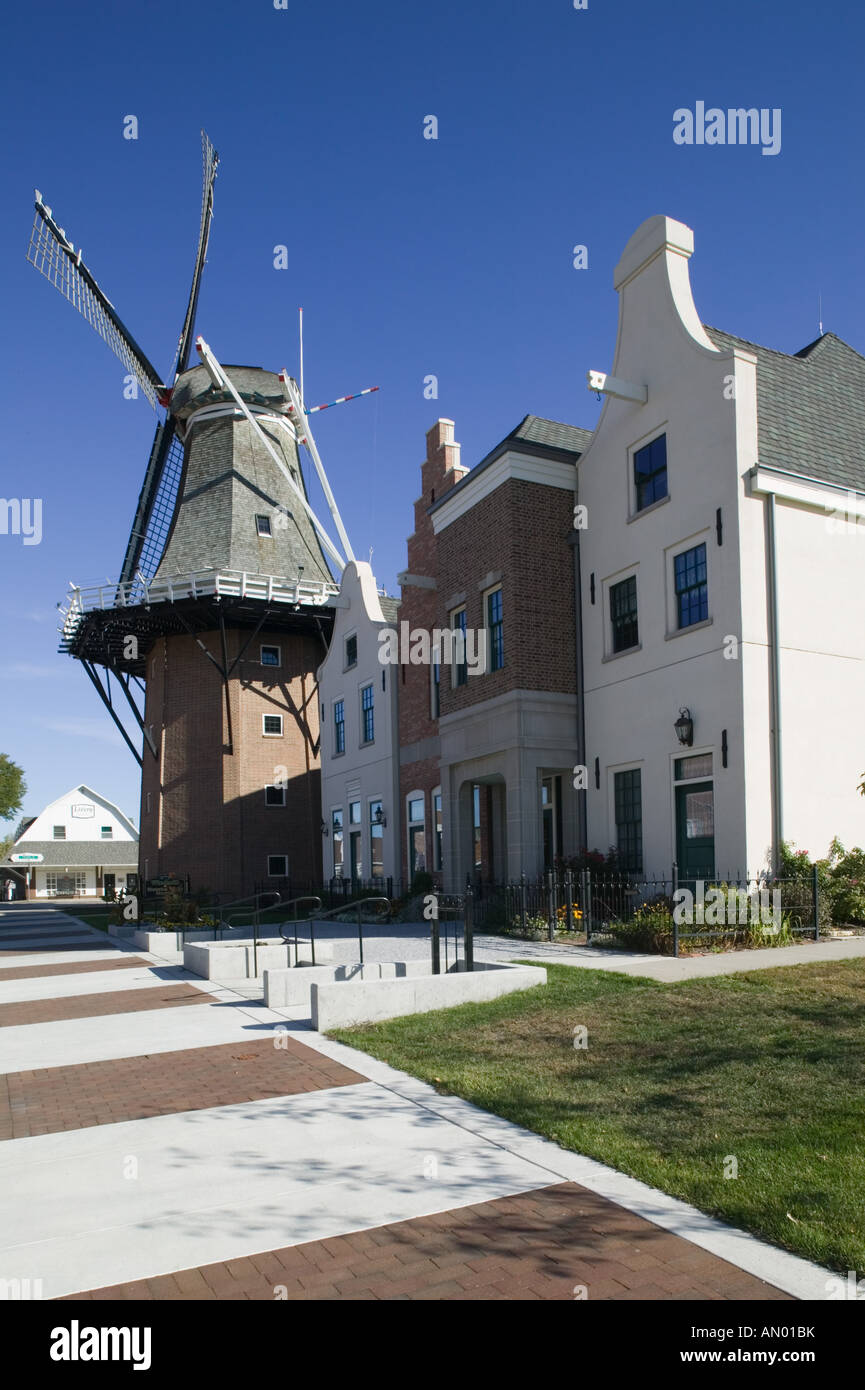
[406,791,426,877]
[260,644,282,668]
[664,530,713,640]
[344,631,358,670]
[255,514,273,537]
[483,583,503,674]
[432,786,443,872]
[262,713,284,736]
[264,785,286,807]
[602,564,641,661]
[627,423,671,521]
[360,682,375,746]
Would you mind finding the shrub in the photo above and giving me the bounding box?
[606,901,674,954]
[505,914,549,941]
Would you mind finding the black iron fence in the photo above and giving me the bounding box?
[452,866,825,957]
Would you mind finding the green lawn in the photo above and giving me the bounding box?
[63,905,112,932]
[331,959,865,1273]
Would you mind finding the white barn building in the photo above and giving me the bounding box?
[2,784,138,899]
[576,214,865,877]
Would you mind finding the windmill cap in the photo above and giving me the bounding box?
[169,363,289,420]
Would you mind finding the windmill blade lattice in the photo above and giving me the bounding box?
[26,195,164,409]
[118,421,186,588]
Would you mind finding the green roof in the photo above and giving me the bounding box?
[706,329,865,492]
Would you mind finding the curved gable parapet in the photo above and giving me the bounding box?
[612,215,718,359]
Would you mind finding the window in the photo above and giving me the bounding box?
[472,786,482,870]
[407,796,426,876]
[675,753,713,780]
[265,785,286,806]
[610,576,639,653]
[361,684,374,743]
[146,793,152,814]
[101,826,112,840]
[674,543,708,628]
[345,634,357,669]
[487,587,503,671]
[260,645,281,667]
[634,433,667,511]
[451,607,468,687]
[332,809,344,878]
[53,825,66,840]
[334,700,345,755]
[255,514,272,536]
[349,802,362,882]
[262,714,283,736]
[614,769,643,873]
[267,855,288,876]
[431,648,440,718]
[433,789,443,872]
[369,800,384,878]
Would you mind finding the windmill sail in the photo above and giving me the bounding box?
[26,195,164,408]
[118,421,186,587]
[119,131,220,584]
[172,131,220,378]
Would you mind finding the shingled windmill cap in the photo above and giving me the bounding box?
[613,215,695,291]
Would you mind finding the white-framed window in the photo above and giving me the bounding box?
[333,699,345,755]
[369,799,384,879]
[332,808,344,878]
[407,793,426,877]
[53,825,66,840]
[261,644,281,667]
[101,825,113,840]
[262,714,283,736]
[664,531,712,637]
[432,787,443,872]
[629,429,669,516]
[265,785,286,806]
[268,854,288,876]
[360,683,374,744]
[603,565,640,659]
[345,633,358,669]
[255,514,272,537]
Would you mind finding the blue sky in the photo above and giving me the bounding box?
[1,0,863,827]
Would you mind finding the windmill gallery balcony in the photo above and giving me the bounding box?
[59,568,341,667]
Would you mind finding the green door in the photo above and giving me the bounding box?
[675,781,715,881]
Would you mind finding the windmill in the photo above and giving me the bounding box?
[28,132,369,899]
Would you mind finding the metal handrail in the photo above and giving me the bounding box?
[298,896,392,968]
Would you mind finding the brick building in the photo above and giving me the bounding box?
[397,415,591,888]
[396,420,467,886]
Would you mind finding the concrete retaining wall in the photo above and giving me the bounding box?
[311,962,546,1031]
[184,939,333,980]
[264,959,430,1008]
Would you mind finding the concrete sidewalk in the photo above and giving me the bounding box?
[0,905,840,1301]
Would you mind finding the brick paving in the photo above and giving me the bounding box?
[0,982,210,1028]
[0,1036,367,1139]
[0,957,147,982]
[0,941,118,956]
[61,1182,792,1301]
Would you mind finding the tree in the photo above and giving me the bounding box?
[0,755,26,823]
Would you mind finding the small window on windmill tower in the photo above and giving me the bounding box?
[256,515,273,537]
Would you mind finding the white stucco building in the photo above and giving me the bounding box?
[577,214,865,877]
[316,562,401,886]
[2,784,139,898]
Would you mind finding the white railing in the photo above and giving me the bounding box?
[59,568,341,644]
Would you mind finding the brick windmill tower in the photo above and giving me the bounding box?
[28,133,364,899]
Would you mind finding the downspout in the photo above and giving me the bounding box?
[765,493,783,873]
[568,517,587,855]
